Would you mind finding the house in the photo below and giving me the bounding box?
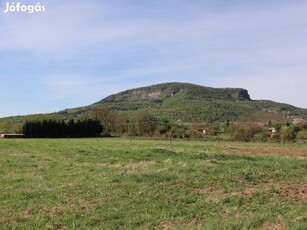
[0,134,24,139]
[197,128,210,135]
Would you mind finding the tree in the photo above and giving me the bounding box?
[115,113,130,136]
[96,106,116,136]
[233,125,253,141]
[22,119,103,138]
[136,112,157,136]
[158,118,171,134]
[169,124,189,139]
[267,120,272,128]
[272,122,282,133]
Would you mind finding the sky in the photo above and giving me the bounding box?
[0,0,307,117]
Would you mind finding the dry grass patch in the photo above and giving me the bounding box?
[223,145,307,158]
[40,199,96,218]
[230,187,256,196]
[193,186,216,194]
[73,162,110,168]
[124,160,157,173]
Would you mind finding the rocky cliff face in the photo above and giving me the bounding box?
[132,90,162,100]
[237,89,251,101]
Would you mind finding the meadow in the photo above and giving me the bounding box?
[0,138,306,229]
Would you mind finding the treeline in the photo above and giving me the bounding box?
[80,107,307,143]
[230,122,307,143]
[22,119,103,138]
[99,109,307,143]
[20,106,307,143]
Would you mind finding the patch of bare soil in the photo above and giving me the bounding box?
[273,183,307,200]
[161,221,175,230]
[230,187,256,196]
[256,181,307,200]
[262,222,284,230]
[17,208,35,222]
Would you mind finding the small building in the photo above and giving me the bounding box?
[267,128,276,139]
[0,134,24,139]
[197,128,210,135]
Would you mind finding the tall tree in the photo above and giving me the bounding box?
[136,112,157,136]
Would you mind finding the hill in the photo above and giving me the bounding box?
[1,82,307,132]
[99,82,251,102]
[90,82,307,123]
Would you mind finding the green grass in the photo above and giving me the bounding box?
[0,138,306,229]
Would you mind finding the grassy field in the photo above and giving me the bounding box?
[0,138,306,229]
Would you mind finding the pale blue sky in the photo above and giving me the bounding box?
[1,0,307,117]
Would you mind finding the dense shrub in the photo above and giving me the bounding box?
[297,129,307,142]
[232,124,264,141]
[280,125,298,143]
[254,131,269,142]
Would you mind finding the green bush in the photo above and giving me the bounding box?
[297,129,307,142]
[254,131,268,142]
[280,125,298,143]
[233,124,265,142]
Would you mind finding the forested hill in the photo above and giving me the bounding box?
[1,82,307,133]
[91,82,306,123]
